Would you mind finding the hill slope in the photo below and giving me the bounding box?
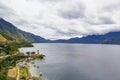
[0,18,47,43]
[0,34,7,42]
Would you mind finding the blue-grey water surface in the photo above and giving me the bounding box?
[19,43,120,80]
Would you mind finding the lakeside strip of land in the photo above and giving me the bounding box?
[0,43,45,80]
[1,52,45,80]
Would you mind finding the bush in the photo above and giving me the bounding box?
[0,72,6,80]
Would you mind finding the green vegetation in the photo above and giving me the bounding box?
[19,66,44,80]
[19,66,31,79]
[0,53,26,68]
[0,43,20,55]
[17,41,33,47]
[26,51,45,60]
[0,42,45,80]
[31,54,45,60]
[0,18,47,43]
[0,72,6,80]
[0,53,26,80]
[0,42,33,56]
[32,77,45,80]
[0,18,46,80]
[0,18,34,43]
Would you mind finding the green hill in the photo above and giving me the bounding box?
[0,18,48,43]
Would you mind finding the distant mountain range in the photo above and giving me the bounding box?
[53,32,120,44]
[1,18,120,44]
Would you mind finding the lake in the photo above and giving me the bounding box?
[19,43,120,80]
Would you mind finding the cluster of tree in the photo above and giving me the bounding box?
[0,53,26,80]
[0,41,45,80]
[0,43,18,55]
[17,41,33,47]
[26,51,36,55]
[0,41,33,55]
[26,51,45,60]
[0,42,33,80]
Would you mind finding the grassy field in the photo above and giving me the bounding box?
[19,66,45,80]
[7,66,45,80]
[19,66,31,79]
[0,34,7,42]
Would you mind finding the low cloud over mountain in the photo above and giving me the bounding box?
[0,0,120,39]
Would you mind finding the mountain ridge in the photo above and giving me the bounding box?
[1,18,120,44]
[0,18,48,43]
[53,31,120,44]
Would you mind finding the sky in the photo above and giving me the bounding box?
[0,0,120,39]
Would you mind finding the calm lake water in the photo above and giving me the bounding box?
[19,43,120,80]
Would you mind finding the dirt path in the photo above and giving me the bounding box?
[16,65,20,80]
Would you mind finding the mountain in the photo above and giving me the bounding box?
[0,18,48,43]
[53,31,120,44]
[1,18,120,44]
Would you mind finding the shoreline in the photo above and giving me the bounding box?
[6,52,45,80]
[16,51,45,80]
[16,59,45,80]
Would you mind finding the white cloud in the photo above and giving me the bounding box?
[0,0,120,39]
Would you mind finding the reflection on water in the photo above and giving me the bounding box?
[19,43,120,80]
